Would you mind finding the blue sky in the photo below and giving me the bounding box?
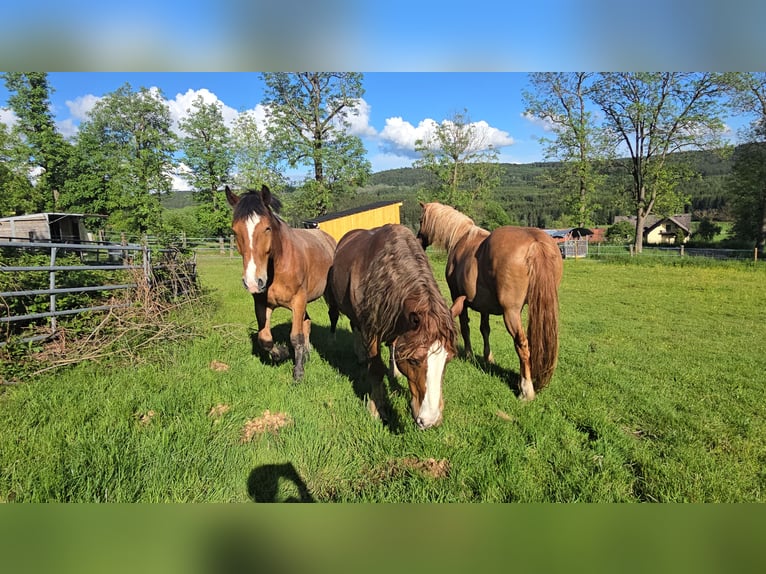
[0,72,754,189]
[0,73,551,183]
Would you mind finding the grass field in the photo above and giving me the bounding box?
[1,252,765,502]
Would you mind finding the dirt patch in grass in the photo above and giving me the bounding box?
[209,360,229,372]
[208,403,230,422]
[136,409,157,425]
[240,410,292,443]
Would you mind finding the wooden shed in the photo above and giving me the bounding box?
[0,213,93,243]
[302,200,403,243]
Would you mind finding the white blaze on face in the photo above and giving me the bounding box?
[418,341,447,427]
[243,213,261,292]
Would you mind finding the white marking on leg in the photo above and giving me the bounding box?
[418,342,447,428]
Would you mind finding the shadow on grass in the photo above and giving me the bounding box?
[247,462,315,503]
[310,323,406,434]
[462,351,523,398]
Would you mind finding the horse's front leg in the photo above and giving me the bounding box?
[253,296,288,363]
[366,337,389,423]
[480,312,494,364]
[290,295,309,381]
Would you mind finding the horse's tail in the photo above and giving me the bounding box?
[526,238,562,391]
[324,268,339,336]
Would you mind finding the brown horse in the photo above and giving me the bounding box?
[326,224,457,429]
[226,185,336,380]
[416,202,563,401]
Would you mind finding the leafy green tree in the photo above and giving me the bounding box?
[727,141,766,253]
[261,72,371,217]
[605,220,635,244]
[230,109,285,191]
[62,84,176,234]
[695,216,722,242]
[724,72,766,255]
[178,95,234,236]
[0,120,39,216]
[589,72,727,252]
[523,72,609,227]
[414,109,501,220]
[2,72,71,212]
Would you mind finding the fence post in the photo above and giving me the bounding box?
[219,237,225,255]
[756,247,759,263]
[229,235,234,258]
[49,246,58,337]
[181,231,187,248]
[680,244,684,257]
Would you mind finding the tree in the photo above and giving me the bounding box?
[62,84,176,234]
[178,95,234,236]
[230,109,285,191]
[724,72,766,254]
[261,72,371,217]
[523,72,609,227]
[0,120,39,216]
[727,141,766,253]
[2,72,71,212]
[589,73,727,252]
[414,109,501,219]
[695,216,722,242]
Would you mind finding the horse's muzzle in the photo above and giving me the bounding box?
[243,277,267,294]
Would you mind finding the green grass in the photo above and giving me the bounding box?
[1,253,765,502]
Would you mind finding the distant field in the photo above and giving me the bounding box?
[1,253,764,502]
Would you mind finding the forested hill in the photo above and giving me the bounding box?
[163,149,733,230]
[362,149,733,228]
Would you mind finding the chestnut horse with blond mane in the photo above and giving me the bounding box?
[226,185,336,381]
[416,202,563,401]
[327,224,457,429]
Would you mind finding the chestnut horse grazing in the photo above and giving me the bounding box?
[226,185,336,380]
[327,224,457,429]
[417,202,563,401]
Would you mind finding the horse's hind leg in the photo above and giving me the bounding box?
[458,307,473,358]
[290,297,309,381]
[302,310,312,358]
[502,305,535,401]
[480,312,494,364]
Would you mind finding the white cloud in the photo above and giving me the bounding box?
[0,107,18,128]
[377,116,513,160]
[342,98,376,138]
[522,110,557,132]
[379,116,438,154]
[166,88,243,134]
[66,94,101,122]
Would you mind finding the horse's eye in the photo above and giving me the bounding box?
[407,358,420,366]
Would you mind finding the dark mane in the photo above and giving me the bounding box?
[358,227,456,358]
[231,188,283,223]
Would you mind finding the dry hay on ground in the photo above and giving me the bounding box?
[240,410,292,443]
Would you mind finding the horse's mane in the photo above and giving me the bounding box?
[421,203,489,252]
[231,188,283,223]
[358,227,456,358]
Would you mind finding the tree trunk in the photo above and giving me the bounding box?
[634,209,646,254]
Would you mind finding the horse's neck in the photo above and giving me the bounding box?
[446,224,487,254]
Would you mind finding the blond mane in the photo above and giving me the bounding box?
[420,203,490,252]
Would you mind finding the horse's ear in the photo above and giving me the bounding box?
[225,186,239,207]
[419,201,425,208]
[261,184,283,214]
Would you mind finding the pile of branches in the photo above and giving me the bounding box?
[1,260,204,384]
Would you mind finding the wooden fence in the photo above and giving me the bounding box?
[0,240,196,347]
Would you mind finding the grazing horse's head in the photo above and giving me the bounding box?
[391,299,456,430]
[226,185,283,295]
